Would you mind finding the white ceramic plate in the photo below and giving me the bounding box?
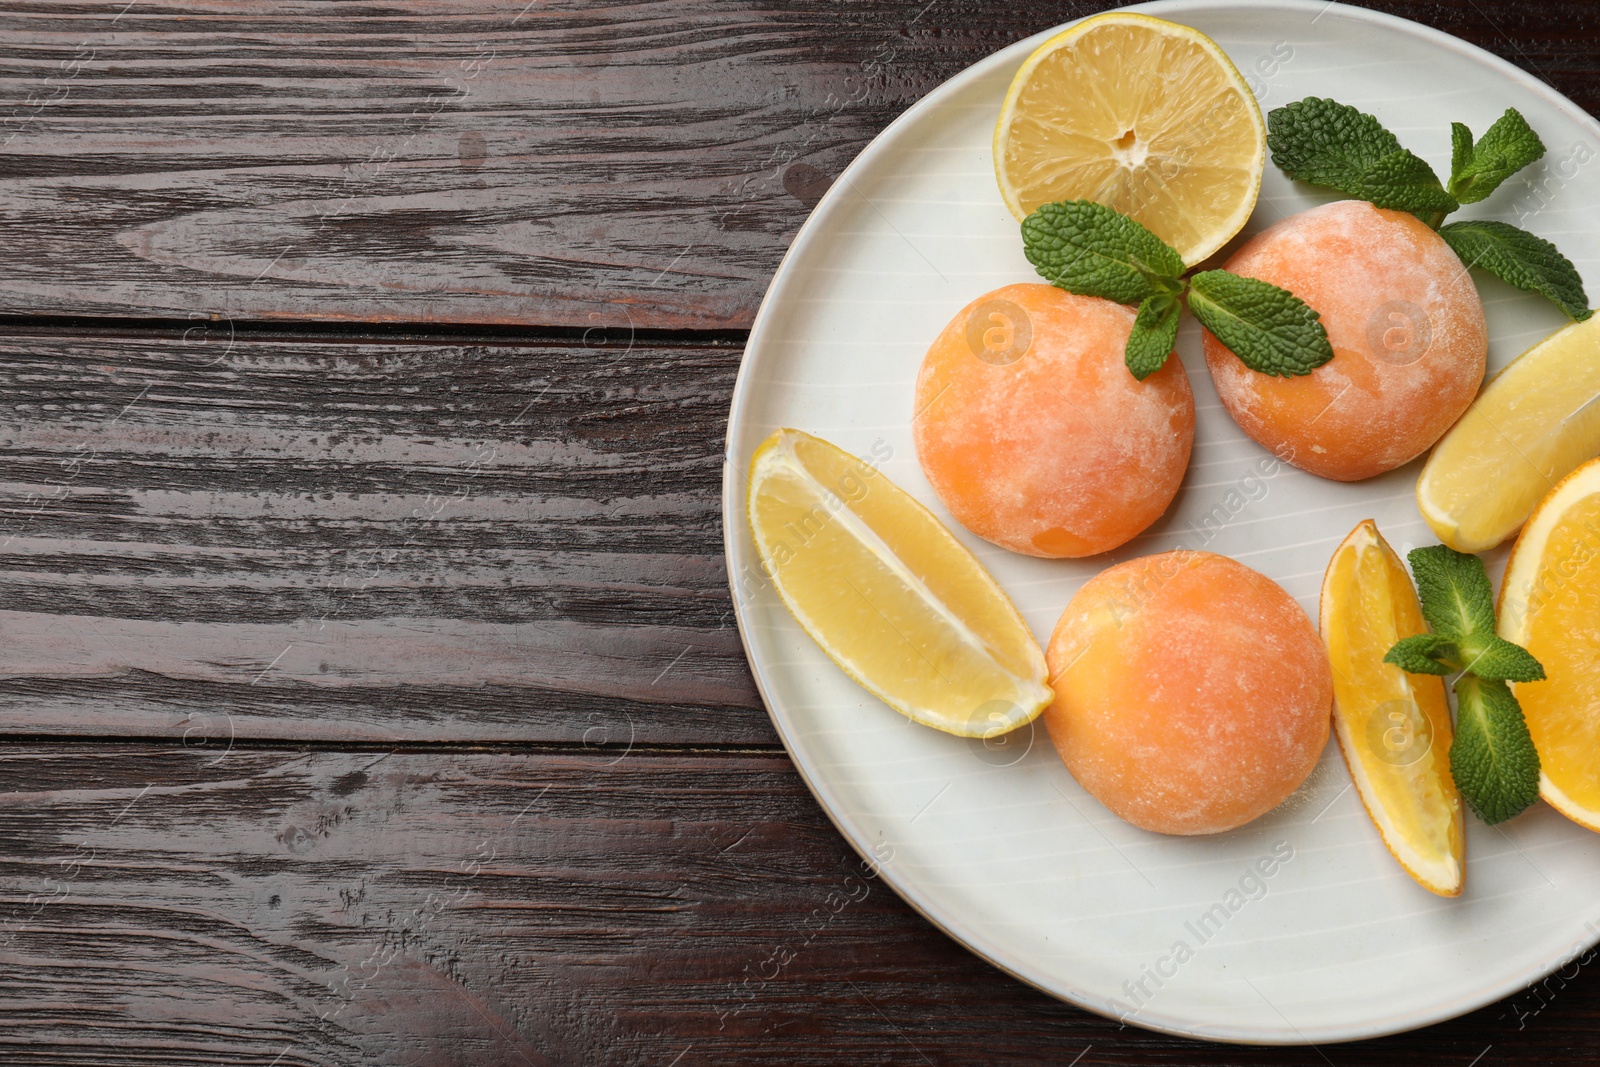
[722,0,1600,1044]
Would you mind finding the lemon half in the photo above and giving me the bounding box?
[994,11,1266,266]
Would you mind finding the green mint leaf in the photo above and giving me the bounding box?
[1461,636,1546,683]
[1450,674,1541,824]
[1448,108,1546,204]
[1383,633,1458,675]
[1266,97,1458,214]
[1450,122,1474,186]
[1407,545,1497,643]
[1186,270,1334,377]
[1356,151,1461,214]
[1268,97,1402,180]
[1022,200,1185,306]
[1125,292,1182,380]
[1439,219,1593,321]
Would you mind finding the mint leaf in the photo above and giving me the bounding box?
[1383,633,1457,675]
[1439,219,1593,321]
[1022,200,1185,306]
[1186,270,1334,377]
[1448,108,1546,205]
[1451,674,1541,824]
[1450,122,1474,187]
[1461,636,1546,683]
[1406,545,1497,642]
[1268,97,1401,180]
[1355,151,1460,215]
[1267,97,1457,214]
[1125,292,1182,380]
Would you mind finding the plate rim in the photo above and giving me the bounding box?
[720,0,1600,1045]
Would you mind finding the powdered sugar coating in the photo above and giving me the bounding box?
[913,283,1195,557]
[1044,551,1332,835]
[1204,199,1487,481]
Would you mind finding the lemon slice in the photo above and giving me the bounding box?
[993,11,1265,266]
[746,428,1051,737]
[1418,314,1600,553]
[1321,520,1464,896]
[1499,456,1600,831]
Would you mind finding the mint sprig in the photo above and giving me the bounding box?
[1268,97,1591,320]
[1448,109,1545,205]
[1384,545,1545,825]
[1021,200,1333,380]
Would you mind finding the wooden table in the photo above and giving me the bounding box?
[3,1,1598,1063]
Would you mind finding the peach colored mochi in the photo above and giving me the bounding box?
[1203,200,1487,482]
[913,283,1195,557]
[1045,551,1332,835]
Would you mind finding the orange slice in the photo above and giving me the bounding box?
[1498,456,1600,830]
[1320,519,1464,896]
[746,428,1051,737]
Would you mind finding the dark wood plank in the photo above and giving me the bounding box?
[0,742,1594,1066]
[3,1,1600,330]
[0,0,991,331]
[0,330,764,743]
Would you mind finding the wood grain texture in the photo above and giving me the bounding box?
[3,1,1600,330]
[0,742,1597,1067]
[0,330,765,743]
[0,0,1016,331]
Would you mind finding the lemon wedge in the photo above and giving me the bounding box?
[993,11,1265,266]
[746,428,1051,737]
[1498,456,1600,831]
[1321,519,1464,896]
[1418,314,1600,553]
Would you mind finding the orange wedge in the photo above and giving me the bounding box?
[1320,520,1464,896]
[1498,456,1600,831]
[746,428,1052,737]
